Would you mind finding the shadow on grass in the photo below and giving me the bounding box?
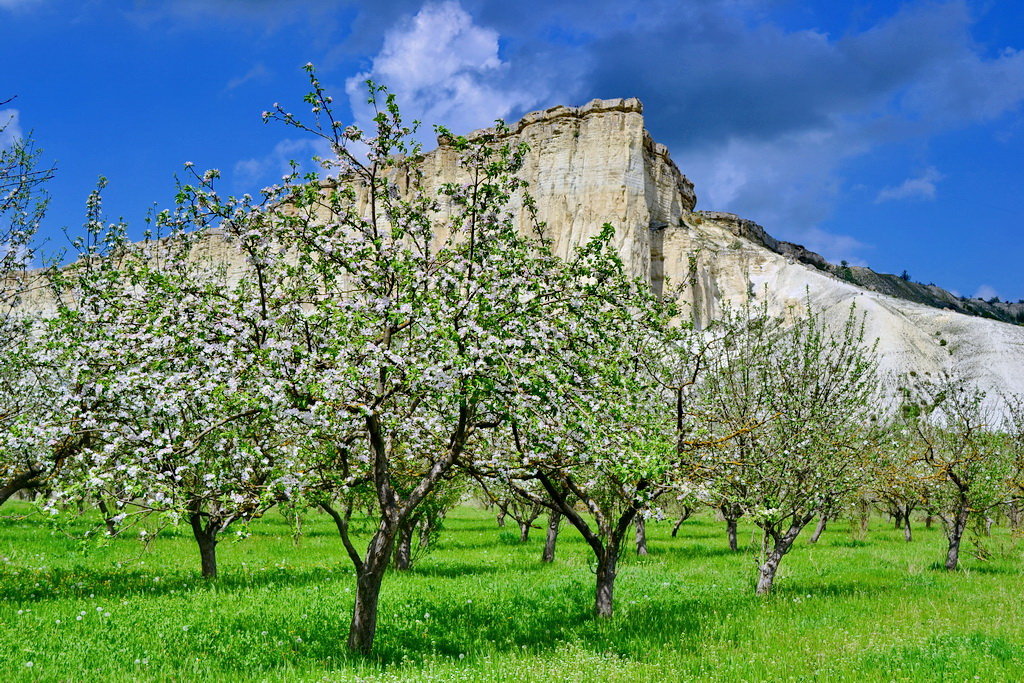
[0,563,355,602]
[408,560,547,579]
[340,572,761,670]
[663,544,751,561]
[770,578,894,599]
[927,562,1024,576]
[363,586,711,667]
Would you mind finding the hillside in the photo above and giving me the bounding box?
[16,97,1024,405]
[450,97,1024,404]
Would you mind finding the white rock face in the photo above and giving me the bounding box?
[17,98,1024,408]
[468,98,1024,407]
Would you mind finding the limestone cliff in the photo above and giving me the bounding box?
[17,97,1024,406]
[442,98,1024,405]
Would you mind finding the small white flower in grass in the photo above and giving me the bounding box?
[182,625,189,631]
[24,662,33,668]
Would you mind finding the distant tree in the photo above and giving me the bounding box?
[1,98,53,272]
[903,374,1015,569]
[691,300,878,593]
[899,270,911,281]
[866,423,930,542]
[475,475,546,543]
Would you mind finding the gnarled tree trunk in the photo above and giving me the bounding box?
[541,510,560,563]
[756,517,810,594]
[0,469,42,508]
[188,510,221,579]
[595,542,620,618]
[942,505,970,571]
[634,517,648,556]
[393,518,414,571]
[671,507,692,537]
[347,516,401,654]
[809,514,827,544]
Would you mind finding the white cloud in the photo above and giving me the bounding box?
[0,109,21,147]
[590,1,1024,269]
[875,167,944,203]
[346,1,543,139]
[901,46,1024,126]
[685,124,871,264]
[974,284,999,300]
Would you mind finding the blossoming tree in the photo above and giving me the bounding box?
[691,301,878,593]
[45,179,299,578]
[254,69,667,652]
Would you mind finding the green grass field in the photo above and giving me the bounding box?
[0,503,1021,681]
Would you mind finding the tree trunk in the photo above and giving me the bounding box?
[97,497,118,537]
[944,506,970,571]
[757,547,784,594]
[856,499,870,539]
[496,503,507,527]
[347,523,397,654]
[635,517,648,556]
[903,513,913,542]
[0,470,41,508]
[595,544,619,618]
[541,511,560,563]
[1008,503,1023,533]
[925,514,934,530]
[518,520,531,542]
[393,520,414,571]
[671,507,692,537]
[189,512,219,579]
[726,516,739,551]
[756,520,807,594]
[809,514,827,544]
[720,504,742,551]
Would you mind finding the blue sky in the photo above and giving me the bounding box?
[2,0,1023,300]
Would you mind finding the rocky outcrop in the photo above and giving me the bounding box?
[15,98,1024,407]
[424,98,696,281]
[457,98,1024,405]
[690,212,1024,325]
